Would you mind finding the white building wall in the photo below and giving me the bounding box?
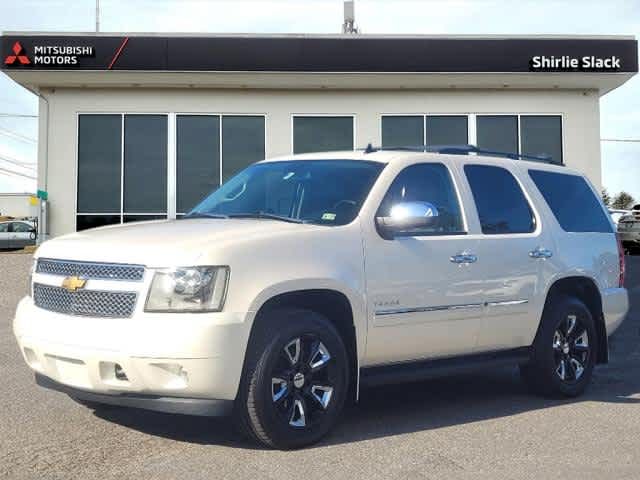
[39,87,601,237]
[0,194,35,218]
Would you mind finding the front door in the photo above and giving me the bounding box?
[363,162,485,366]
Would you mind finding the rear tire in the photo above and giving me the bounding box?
[234,308,349,449]
[521,295,597,398]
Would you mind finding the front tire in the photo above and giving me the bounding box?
[235,308,349,449]
[521,295,597,398]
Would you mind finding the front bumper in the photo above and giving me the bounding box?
[14,296,253,406]
[36,373,233,416]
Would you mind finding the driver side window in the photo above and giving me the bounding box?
[378,163,465,235]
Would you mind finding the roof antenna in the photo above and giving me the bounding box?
[342,1,360,34]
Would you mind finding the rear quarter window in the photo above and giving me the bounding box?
[528,169,612,233]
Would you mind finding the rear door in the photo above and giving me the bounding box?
[460,162,553,352]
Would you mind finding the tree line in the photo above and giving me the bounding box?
[602,189,637,210]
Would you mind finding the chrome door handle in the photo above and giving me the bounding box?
[450,252,478,264]
[529,247,553,259]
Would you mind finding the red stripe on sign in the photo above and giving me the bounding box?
[108,37,129,70]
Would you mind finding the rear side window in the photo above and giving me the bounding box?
[528,170,613,233]
[0,223,7,233]
[464,164,535,234]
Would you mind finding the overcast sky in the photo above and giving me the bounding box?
[1,0,639,201]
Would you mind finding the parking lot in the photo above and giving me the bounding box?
[1,253,639,480]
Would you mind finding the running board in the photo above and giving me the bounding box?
[360,347,531,388]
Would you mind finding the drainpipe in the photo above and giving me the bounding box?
[23,85,50,244]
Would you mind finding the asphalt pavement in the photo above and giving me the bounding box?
[1,253,639,480]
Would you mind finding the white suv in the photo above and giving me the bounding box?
[14,148,629,449]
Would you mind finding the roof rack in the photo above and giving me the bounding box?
[363,143,556,164]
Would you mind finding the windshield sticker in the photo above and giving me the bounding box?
[321,213,336,221]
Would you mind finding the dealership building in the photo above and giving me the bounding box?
[1,32,637,238]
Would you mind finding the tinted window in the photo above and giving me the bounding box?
[476,115,518,156]
[381,116,423,147]
[378,163,465,235]
[426,116,468,146]
[12,222,32,232]
[465,165,535,234]
[293,117,354,154]
[124,115,168,213]
[529,170,612,233]
[124,215,167,223]
[176,115,220,214]
[521,115,563,164]
[222,116,265,182]
[77,114,121,213]
[76,215,121,232]
[0,223,8,233]
[190,160,384,226]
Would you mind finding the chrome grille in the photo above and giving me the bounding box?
[33,283,138,318]
[36,258,145,281]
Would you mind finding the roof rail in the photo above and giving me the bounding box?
[362,143,556,164]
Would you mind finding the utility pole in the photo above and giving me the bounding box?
[342,1,360,34]
[96,0,100,32]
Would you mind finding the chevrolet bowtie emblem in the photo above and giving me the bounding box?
[61,276,86,292]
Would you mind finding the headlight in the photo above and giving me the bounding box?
[145,266,229,313]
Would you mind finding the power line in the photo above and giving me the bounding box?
[0,127,37,144]
[601,138,640,143]
[0,113,38,118]
[0,153,36,170]
[0,166,36,180]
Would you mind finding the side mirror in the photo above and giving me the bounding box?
[376,201,439,239]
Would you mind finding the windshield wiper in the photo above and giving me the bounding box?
[181,212,230,219]
[227,212,305,224]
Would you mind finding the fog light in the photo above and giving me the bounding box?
[114,363,128,381]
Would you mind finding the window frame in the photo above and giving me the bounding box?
[462,162,541,237]
[75,112,267,226]
[374,161,469,238]
[290,114,356,155]
[379,113,564,165]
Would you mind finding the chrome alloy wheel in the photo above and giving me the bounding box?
[553,314,590,383]
[270,335,335,429]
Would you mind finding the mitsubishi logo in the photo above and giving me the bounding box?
[4,41,30,65]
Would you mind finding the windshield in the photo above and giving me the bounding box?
[187,160,385,226]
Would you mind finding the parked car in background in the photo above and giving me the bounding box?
[0,220,37,250]
[618,205,640,254]
[609,208,632,226]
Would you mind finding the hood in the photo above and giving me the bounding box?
[36,218,314,267]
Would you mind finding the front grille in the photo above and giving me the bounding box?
[33,283,138,318]
[36,258,145,282]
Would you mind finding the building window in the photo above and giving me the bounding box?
[175,115,265,214]
[77,114,121,215]
[426,116,468,146]
[476,115,519,155]
[222,115,265,183]
[176,115,220,215]
[77,113,266,229]
[521,115,563,164]
[124,115,168,216]
[381,115,468,148]
[381,116,423,147]
[293,116,354,154]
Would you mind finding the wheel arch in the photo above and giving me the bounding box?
[245,287,362,401]
[539,275,608,364]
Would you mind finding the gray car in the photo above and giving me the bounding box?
[0,221,36,250]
